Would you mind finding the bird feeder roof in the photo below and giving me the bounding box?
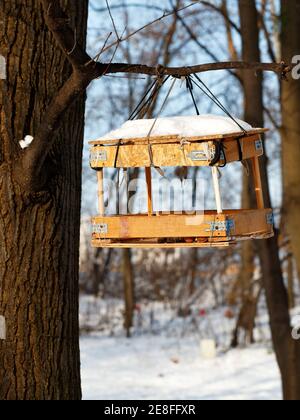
[89,115,268,146]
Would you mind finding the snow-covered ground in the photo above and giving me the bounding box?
[81,335,281,400]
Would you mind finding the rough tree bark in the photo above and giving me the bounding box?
[235,0,264,347]
[281,0,300,281]
[239,0,300,400]
[0,0,292,401]
[0,0,88,400]
[122,249,135,338]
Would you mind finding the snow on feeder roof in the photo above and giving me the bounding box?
[95,115,254,142]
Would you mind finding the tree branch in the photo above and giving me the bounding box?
[99,1,199,55]
[40,0,90,68]
[21,71,91,183]
[200,0,241,34]
[95,61,291,77]
[170,0,242,84]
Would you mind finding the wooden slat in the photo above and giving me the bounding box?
[231,209,272,236]
[91,209,273,240]
[251,157,265,209]
[97,169,105,216]
[91,240,235,249]
[92,214,224,239]
[89,128,268,146]
[211,166,223,214]
[90,135,263,169]
[145,167,153,216]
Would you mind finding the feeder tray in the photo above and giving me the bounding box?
[89,126,274,248]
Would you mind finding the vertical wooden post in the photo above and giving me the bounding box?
[251,157,264,209]
[211,166,223,214]
[97,168,105,216]
[145,167,153,216]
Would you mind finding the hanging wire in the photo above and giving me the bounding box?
[114,75,171,168]
[146,77,177,173]
[190,74,248,135]
[186,75,200,116]
[128,78,158,120]
[129,76,171,121]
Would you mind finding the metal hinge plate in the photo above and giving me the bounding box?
[188,150,208,161]
[188,147,224,162]
[90,149,107,163]
[92,223,108,235]
[207,219,235,235]
[255,139,263,151]
[266,213,274,226]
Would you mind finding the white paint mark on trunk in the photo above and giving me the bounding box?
[0,316,6,340]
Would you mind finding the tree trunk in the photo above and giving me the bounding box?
[92,248,102,296]
[0,0,88,400]
[281,0,300,282]
[122,249,135,338]
[236,0,262,348]
[287,255,295,310]
[239,0,300,400]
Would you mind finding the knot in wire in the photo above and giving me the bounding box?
[156,64,165,85]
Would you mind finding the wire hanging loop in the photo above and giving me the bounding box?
[186,75,200,116]
[186,73,250,167]
[190,74,248,136]
[128,76,170,121]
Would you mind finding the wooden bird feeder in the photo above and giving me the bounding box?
[89,119,274,249]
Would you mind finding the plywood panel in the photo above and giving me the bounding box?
[90,135,263,168]
[92,214,227,239]
[91,240,234,249]
[91,209,273,240]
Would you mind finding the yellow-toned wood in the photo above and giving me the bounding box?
[92,214,226,239]
[91,209,273,240]
[90,135,263,169]
[251,157,265,209]
[145,167,153,216]
[230,208,272,237]
[91,240,235,249]
[89,128,268,146]
[97,169,105,216]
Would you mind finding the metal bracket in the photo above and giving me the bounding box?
[188,150,208,162]
[208,219,235,235]
[92,223,108,235]
[266,213,274,226]
[188,143,220,162]
[255,139,263,151]
[90,149,107,163]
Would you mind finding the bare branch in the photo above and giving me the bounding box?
[40,0,289,80]
[105,0,120,41]
[200,0,241,34]
[21,71,91,181]
[258,10,277,63]
[94,32,113,62]
[40,0,90,68]
[90,2,166,14]
[97,61,292,78]
[170,0,242,84]
[100,2,199,55]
